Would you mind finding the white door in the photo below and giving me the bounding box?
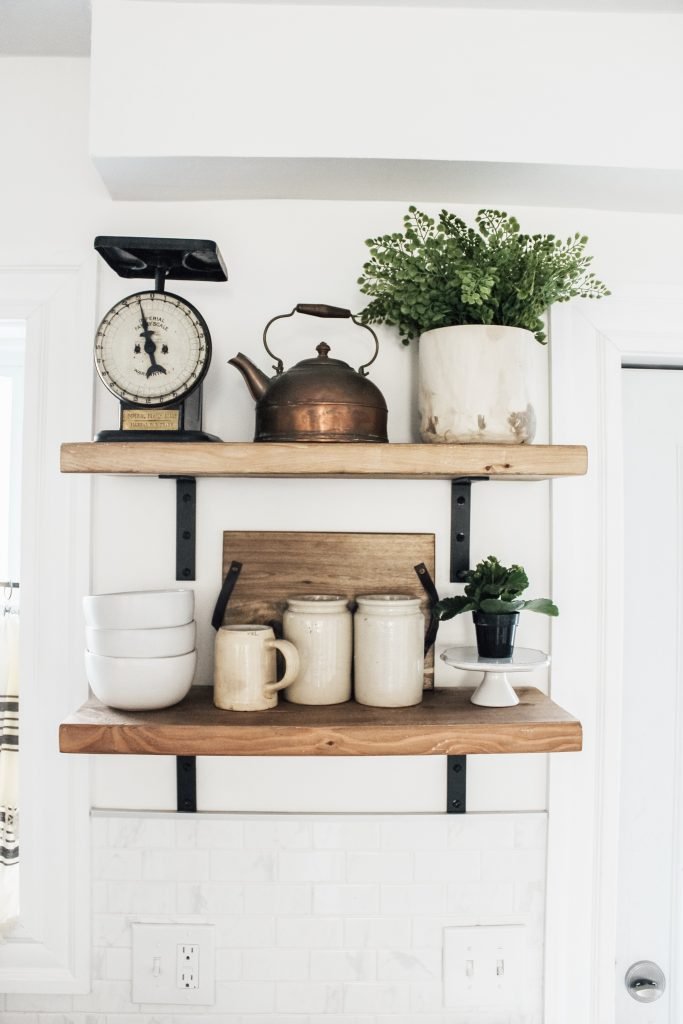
[618,368,683,1021]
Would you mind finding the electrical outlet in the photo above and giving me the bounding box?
[177,943,199,990]
[132,924,215,1005]
[443,924,526,1012]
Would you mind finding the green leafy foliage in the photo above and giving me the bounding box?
[357,207,610,344]
[434,555,559,619]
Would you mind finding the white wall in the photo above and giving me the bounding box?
[2,49,683,1019]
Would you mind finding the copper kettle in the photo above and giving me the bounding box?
[230,304,388,443]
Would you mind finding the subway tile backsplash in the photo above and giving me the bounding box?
[6,811,546,1022]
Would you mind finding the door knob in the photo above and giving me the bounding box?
[625,961,666,1002]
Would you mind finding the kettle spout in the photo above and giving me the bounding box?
[229,352,271,401]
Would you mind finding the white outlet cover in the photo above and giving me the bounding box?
[132,923,215,1005]
[443,924,526,1012]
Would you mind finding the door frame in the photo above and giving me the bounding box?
[0,264,95,992]
[546,287,683,1023]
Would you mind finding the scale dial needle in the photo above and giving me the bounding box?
[138,301,167,377]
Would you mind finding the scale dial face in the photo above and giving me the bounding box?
[94,290,211,407]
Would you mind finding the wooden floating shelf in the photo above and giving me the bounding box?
[60,442,587,481]
[59,686,582,757]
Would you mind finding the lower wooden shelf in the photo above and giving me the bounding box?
[59,685,582,757]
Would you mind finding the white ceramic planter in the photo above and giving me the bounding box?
[418,324,537,444]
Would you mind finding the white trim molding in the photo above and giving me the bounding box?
[546,287,683,1024]
[0,265,95,992]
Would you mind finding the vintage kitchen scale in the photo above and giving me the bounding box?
[93,235,227,442]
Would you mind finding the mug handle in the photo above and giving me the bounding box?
[264,639,300,693]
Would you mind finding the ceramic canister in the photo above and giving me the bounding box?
[283,595,352,705]
[354,594,425,707]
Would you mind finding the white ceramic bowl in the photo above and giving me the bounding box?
[86,621,196,659]
[83,589,194,630]
[84,649,196,710]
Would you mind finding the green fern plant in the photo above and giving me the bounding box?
[358,207,609,344]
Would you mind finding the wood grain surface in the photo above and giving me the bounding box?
[220,531,435,686]
[59,686,582,756]
[60,442,588,480]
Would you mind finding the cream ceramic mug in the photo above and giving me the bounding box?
[213,624,300,711]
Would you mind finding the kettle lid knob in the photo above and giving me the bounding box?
[316,342,331,359]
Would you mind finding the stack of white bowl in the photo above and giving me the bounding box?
[83,589,196,710]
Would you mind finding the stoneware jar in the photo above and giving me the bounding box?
[354,594,424,707]
[283,594,352,705]
[213,624,299,711]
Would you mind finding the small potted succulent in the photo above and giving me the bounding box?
[357,207,609,445]
[434,555,558,658]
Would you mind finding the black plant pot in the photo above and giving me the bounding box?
[473,611,519,659]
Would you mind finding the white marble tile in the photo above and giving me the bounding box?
[213,980,276,1014]
[92,912,133,947]
[514,814,548,850]
[380,816,448,851]
[215,915,276,948]
[344,916,412,950]
[93,849,143,881]
[142,849,209,881]
[449,814,516,850]
[313,819,381,850]
[377,948,442,982]
[71,979,137,1013]
[310,949,376,982]
[176,881,244,915]
[175,818,198,849]
[415,850,481,882]
[347,852,413,883]
[105,881,176,915]
[276,916,344,948]
[242,947,309,981]
[277,850,345,883]
[108,816,175,849]
[244,819,313,850]
[380,883,446,916]
[313,884,380,916]
[275,980,344,1014]
[215,947,242,980]
[104,945,132,980]
[6,995,73,1012]
[245,883,312,916]
[210,849,275,882]
[195,818,244,850]
[410,978,448,1012]
[446,880,517,916]
[482,848,545,883]
[342,981,411,1014]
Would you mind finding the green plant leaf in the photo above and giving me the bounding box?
[433,596,476,620]
[519,598,559,616]
[479,598,523,614]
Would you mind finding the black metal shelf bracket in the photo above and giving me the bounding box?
[450,478,488,583]
[177,756,197,812]
[447,755,467,813]
[175,477,196,581]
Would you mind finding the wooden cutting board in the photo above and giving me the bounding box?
[220,531,436,686]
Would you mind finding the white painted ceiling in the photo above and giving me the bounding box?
[1,0,681,57]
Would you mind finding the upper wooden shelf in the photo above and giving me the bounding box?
[60,442,587,480]
[59,685,582,757]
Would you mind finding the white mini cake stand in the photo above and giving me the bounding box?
[440,645,550,707]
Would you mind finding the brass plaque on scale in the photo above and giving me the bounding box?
[122,408,181,431]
